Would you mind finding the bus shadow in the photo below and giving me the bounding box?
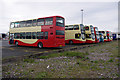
[65,43,86,45]
[9,45,62,49]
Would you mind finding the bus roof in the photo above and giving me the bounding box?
[38,15,64,19]
[11,15,64,23]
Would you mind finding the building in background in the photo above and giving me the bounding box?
[0,32,9,40]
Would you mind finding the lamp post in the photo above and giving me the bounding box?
[81,9,84,24]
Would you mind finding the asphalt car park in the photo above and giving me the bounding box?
[2,40,84,59]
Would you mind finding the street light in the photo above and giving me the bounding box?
[81,9,84,24]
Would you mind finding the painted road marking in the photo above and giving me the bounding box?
[0,47,5,48]
[24,50,29,52]
[43,51,49,53]
[38,52,43,53]
[8,48,15,50]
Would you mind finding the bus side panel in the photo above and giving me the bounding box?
[14,40,38,47]
[86,39,95,43]
[65,39,86,44]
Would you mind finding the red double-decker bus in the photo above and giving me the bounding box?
[94,27,99,43]
[9,16,65,48]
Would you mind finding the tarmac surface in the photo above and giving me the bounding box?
[1,40,84,59]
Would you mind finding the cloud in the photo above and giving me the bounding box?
[0,1,118,33]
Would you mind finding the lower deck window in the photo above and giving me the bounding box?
[45,32,48,39]
[14,33,20,39]
[26,32,31,39]
[56,30,64,35]
[32,32,37,39]
[37,32,44,39]
[86,34,91,38]
[75,33,81,38]
[20,33,25,39]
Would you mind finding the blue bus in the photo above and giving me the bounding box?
[112,34,117,40]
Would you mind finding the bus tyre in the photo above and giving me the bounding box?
[15,41,18,46]
[38,42,43,48]
[69,40,73,45]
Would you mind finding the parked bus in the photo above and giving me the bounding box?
[109,31,113,41]
[65,24,86,44]
[98,31,107,42]
[84,25,95,43]
[106,31,111,42]
[99,33,104,42]
[9,16,65,48]
[112,33,117,40]
[94,27,99,43]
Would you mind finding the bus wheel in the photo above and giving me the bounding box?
[69,40,73,45]
[38,42,43,48]
[15,41,18,46]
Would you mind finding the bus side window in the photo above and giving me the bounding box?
[37,32,44,39]
[26,32,31,39]
[45,18,53,25]
[65,26,68,30]
[15,22,20,28]
[10,22,14,28]
[20,21,26,27]
[14,33,20,39]
[32,20,37,26]
[68,25,73,30]
[32,32,37,39]
[75,33,81,38]
[26,20,32,27]
[74,25,79,30]
[45,32,48,39]
[10,33,14,39]
[37,19,44,26]
[20,33,25,39]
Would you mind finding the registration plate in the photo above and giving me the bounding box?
[59,45,62,47]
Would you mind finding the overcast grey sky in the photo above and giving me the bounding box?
[0,0,119,33]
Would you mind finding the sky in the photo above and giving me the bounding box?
[0,0,119,33]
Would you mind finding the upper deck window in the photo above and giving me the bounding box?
[74,25,79,30]
[45,18,53,25]
[102,31,105,34]
[91,27,94,31]
[15,22,20,28]
[37,19,44,26]
[20,21,26,27]
[85,26,89,30]
[32,19,37,26]
[26,20,32,27]
[65,26,68,30]
[10,22,14,28]
[56,17,64,27]
[96,31,99,34]
[68,25,73,30]
[107,31,109,34]
[80,24,84,30]
[95,27,98,31]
